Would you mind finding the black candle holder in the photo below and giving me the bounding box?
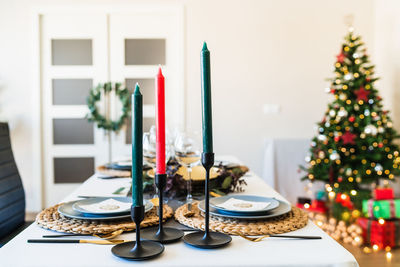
[141,174,184,244]
[112,205,164,260]
[183,152,232,249]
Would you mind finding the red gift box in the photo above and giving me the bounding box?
[357,217,400,249]
[297,200,327,213]
[373,188,394,200]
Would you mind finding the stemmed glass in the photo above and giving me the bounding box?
[143,126,171,200]
[174,132,201,210]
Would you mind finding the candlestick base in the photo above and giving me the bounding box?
[183,231,231,249]
[111,240,164,261]
[144,173,184,244]
[112,205,164,261]
[141,227,184,244]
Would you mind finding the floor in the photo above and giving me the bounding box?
[340,242,400,267]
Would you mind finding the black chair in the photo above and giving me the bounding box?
[0,123,31,247]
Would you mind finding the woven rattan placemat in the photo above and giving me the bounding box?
[175,202,308,236]
[36,204,173,234]
[96,165,131,177]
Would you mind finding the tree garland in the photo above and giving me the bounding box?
[86,82,130,132]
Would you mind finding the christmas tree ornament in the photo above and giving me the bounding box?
[355,86,371,102]
[338,109,348,117]
[364,125,378,135]
[341,131,357,145]
[344,74,352,81]
[336,52,346,63]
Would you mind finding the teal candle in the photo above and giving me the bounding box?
[201,42,213,153]
[131,83,143,206]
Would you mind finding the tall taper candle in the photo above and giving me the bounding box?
[155,67,166,174]
[201,42,213,153]
[131,83,143,206]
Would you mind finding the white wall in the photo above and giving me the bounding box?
[373,0,400,131]
[1,0,398,212]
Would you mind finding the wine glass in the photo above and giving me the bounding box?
[174,132,201,210]
[143,126,172,200]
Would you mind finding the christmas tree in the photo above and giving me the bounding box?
[302,29,400,221]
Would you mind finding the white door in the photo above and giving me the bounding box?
[41,13,109,206]
[40,8,183,207]
[109,10,184,159]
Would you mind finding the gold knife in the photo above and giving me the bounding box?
[28,239,127,245]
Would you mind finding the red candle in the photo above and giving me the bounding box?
[155,67,166,174]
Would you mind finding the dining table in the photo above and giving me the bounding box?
[0,156,358,267]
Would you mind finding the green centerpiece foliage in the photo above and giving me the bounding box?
[301,30,400,221]
[143,160,248,198]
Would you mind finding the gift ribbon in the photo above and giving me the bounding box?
[367,199,396,219]
[368,199,374,218]
[389,200,396,218]
[366,219,371,245]
[395,220,400,246]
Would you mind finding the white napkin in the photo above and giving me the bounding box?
[78,199,131,213]
[216,198,270,212]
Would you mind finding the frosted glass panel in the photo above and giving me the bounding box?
[52,79,93,105]
[125,117,155,144]
[126,78,155,105]
[125,39,166,65]
[53,119,94,144]
[52,39,92,65]
[54,157,94,183]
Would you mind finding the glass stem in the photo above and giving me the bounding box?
[187,167,193,203]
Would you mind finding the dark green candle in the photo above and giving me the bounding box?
[131,83,143,206]
[201,42,213,153]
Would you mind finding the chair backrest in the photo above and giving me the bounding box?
[0,123,25,239]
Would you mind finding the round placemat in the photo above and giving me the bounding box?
[175,202,308,236]
[96,165,131,177]
[36,204,173,235]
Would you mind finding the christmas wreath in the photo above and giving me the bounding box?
[86,82,130,131]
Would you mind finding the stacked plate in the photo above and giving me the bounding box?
[58,197,153,221]
[105,161,132,171]
[198,195,291,220]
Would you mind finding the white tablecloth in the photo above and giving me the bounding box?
[0,157,358,267]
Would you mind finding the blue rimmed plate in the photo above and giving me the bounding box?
[198,199,291,220]
[209,195,280,215]
[58,198,153,220]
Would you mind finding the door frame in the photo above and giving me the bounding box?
[30,3,185,210]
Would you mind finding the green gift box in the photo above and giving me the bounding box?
[362,199,400,219]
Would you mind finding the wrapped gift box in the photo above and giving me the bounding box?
[373,188,394,200]
[296,199,327,213]
[362,199,400,219]
[357,217,400,249]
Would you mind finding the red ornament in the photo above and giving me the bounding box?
[341,131,357,145]
[338,177,343,182]
[330,89,336,94]
[349,116,355,123]
[335,193,354,209]
[336,52,345,63]
[334,136,340,142]
[378,143,384,148]
[354,86,371,102]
